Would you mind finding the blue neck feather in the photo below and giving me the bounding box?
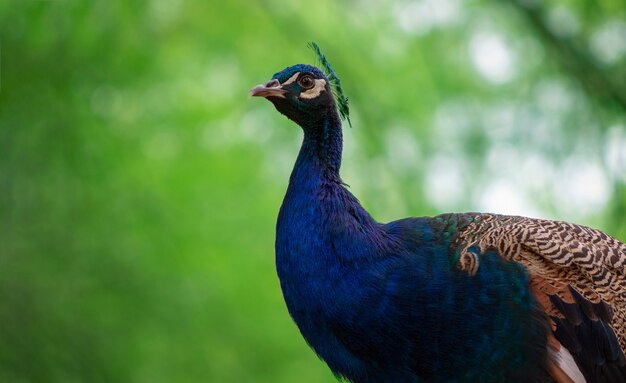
[295,107,343,179]
[277,107,379,274]
[275,108,388,377]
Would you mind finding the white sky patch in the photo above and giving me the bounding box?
[604,125,626,182]
[485,145,552,190]
[482,102,517,143]
[534,79,574,113]
[385,127,421,174]
[590,20,626,65]
[485,144,518,175]
[547,5,580,37]
[424,155,465,208]
[518,152,556,191]
[553,157,611,217]
[516,37,546,72]
[433,100,475,152]
[469,32,516,84]
[478,179,541,217]
[393,0,462,35]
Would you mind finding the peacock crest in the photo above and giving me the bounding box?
[308,42,352,128]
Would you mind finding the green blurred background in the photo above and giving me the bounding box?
[1,0,625,382]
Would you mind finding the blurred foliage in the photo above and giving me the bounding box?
[0,0,624,382]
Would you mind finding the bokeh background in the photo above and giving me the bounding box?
[1,0,625,382]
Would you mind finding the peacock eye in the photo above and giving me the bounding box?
[298,75,315,90]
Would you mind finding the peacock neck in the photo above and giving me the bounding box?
[294,108,343,183]
[278,109,382,278]
[282,108,379,236]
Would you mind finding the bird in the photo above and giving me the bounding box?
[249,43,626,383]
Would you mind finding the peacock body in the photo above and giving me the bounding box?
[250,45,626,383]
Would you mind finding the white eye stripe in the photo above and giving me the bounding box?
[279,73,326,99]
[299,79,327,99]
[281,72,300,85]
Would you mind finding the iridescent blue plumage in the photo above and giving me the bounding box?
[270,94,550,382]
[250,45,626,383]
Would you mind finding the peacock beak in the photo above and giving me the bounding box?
[249,79,287,98]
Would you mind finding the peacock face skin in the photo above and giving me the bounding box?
[250,64,335,128]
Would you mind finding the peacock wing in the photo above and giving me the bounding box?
[451,213,626,383]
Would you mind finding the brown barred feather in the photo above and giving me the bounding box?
[452,213,626,356]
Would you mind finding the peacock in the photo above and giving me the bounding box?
[250,43,626,383]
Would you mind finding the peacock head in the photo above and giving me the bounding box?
[249,43,351,130]
[250,64,335,127]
